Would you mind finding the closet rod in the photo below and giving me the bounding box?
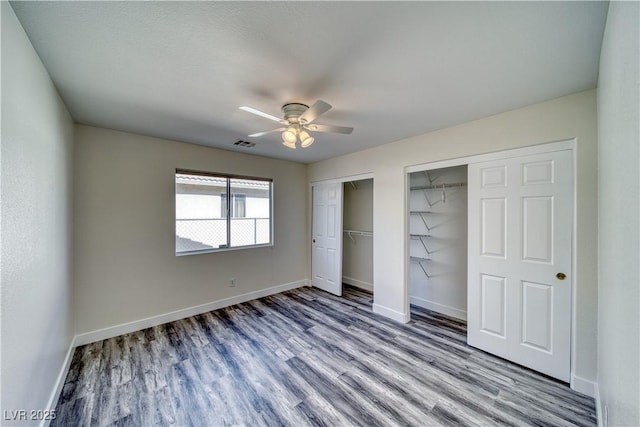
[410,182,467,191]
[343,229,373,243]
[343,229,373,236]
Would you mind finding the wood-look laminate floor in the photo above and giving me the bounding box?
[53,285,596,427]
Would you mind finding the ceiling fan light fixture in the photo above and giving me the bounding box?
[240,99,353,151]
[282,138,296,149]
[299,129,315,148]
[282,126,297,144]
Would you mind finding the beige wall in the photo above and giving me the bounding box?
[309,90,598,386]
[1,2,75,421]
[597,1,640,425]
[73,125,308,335]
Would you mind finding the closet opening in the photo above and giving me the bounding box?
[408,165,468,324]
[405,141,574,381]
[342,178,374,309]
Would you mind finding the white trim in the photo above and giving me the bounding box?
[404,171,411,323]
[594,382,603,427]
[42,336,77,427]
[570,143,580,394]
[373,303,410,323]
[405,138,576,174]
[310,172,374,186]
[175,242,273,257]
[409,296,467,321]
[75,280,309,346]
[342,276,373,292]
[570,374,597,398]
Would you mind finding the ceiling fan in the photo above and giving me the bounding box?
[239,100,353,149]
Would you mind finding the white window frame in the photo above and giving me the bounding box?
[175,169,273,256]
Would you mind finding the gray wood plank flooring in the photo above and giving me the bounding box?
[52,285,596,426]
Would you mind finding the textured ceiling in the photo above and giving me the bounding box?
[10,1,608,164]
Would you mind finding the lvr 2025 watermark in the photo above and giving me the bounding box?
[3,410,56,421]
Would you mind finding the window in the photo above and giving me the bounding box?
[233,194,246,218]
[220,194,246,218]
[175,170,272,255]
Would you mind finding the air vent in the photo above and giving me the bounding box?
[234,140,256,148]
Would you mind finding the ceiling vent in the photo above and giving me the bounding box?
[234,140,256,148]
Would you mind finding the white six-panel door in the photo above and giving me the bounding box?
[467,150,573,381]
[311,183,343,296]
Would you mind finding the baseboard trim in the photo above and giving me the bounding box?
[409,296,467,321]
[42,335,77,427]
[372,303,410,323]
[342,276,373,292]
[570,373,597,398]
[594,382,603,427]
[75,280,309,346]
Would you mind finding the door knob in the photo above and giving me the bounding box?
[556,272,566,280]
[313,239,316,243]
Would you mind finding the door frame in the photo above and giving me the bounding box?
[404,139,577,383]
[309,173,375,295]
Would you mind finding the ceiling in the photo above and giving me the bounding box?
[10,1,608,164]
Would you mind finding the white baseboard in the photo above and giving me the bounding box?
[42,335,77,427]
[373,303,410,323]
[571,375,602,427]
[342,276,373,292]
[570,373,597,398]
[409,296,467,321]
[75,280,309,346]
[594,382,603,427]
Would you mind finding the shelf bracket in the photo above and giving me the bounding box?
[418,212,433,231]
[417,235,432,254]
[424,170,443,185]
[422,189,434,207]
[410,257,430,278]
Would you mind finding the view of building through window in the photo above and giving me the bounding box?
[175,171,272,254]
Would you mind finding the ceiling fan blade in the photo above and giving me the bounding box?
[299,100,332,124]
[248,127,286,137]
[239,106,283,123]
[305,123,354,134]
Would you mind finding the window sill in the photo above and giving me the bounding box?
[175,243,273,257]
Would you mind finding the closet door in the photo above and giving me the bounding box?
[311,183,343,296]
[467,150,572,381]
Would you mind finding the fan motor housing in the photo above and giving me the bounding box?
[282,103,309,123]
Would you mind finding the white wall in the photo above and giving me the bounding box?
[597,2,640,425]
[1,2,75,423]
[309,90,598,388]
[342,179,373,290]
[73,125,308,335]
[409,166,467,320]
